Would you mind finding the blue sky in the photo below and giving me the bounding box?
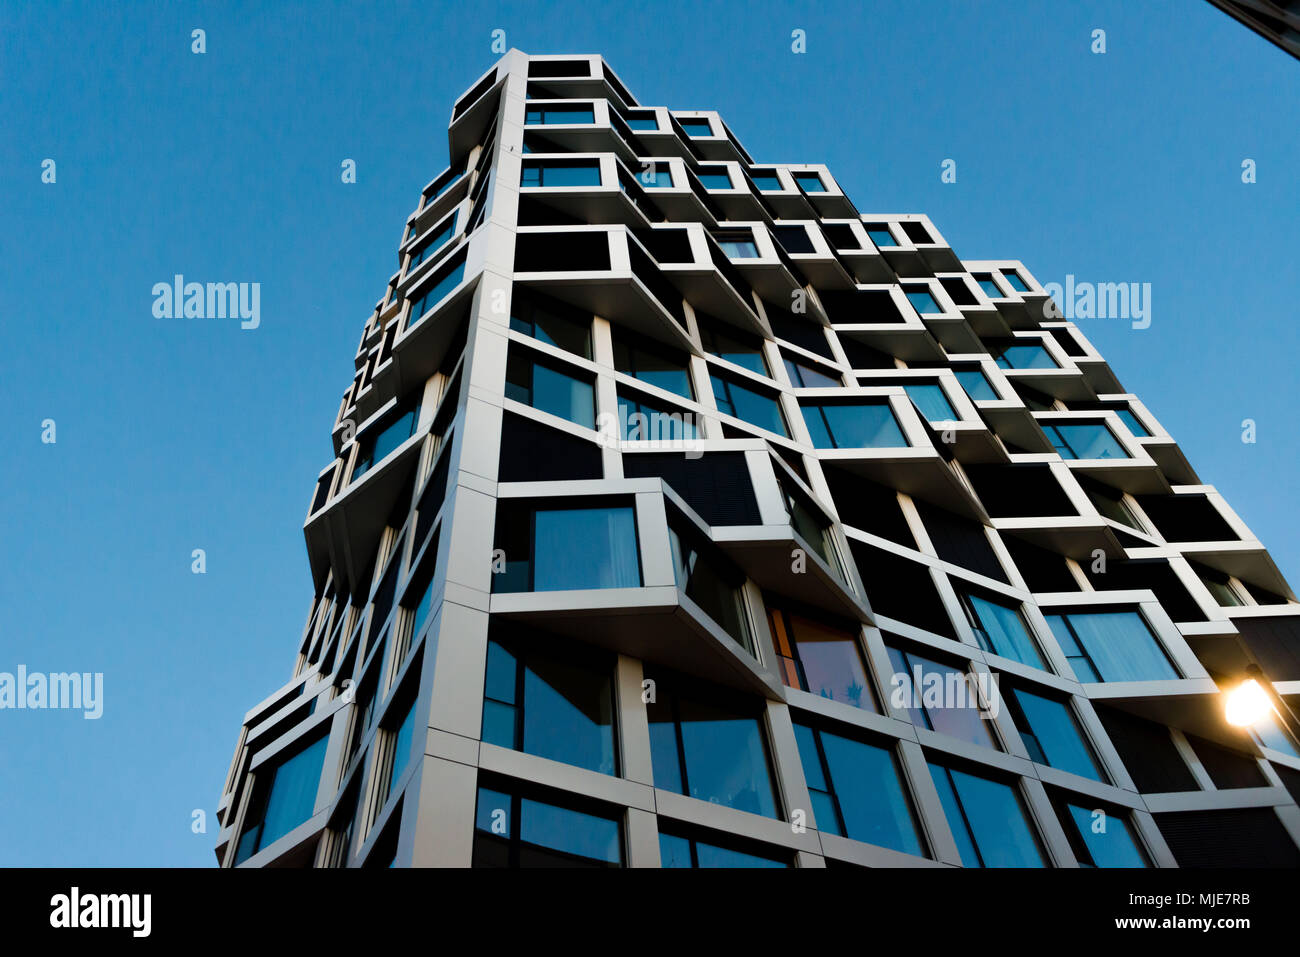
[0,0,1295,866]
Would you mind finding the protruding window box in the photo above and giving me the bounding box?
[488,482,781,699]
[769,221,856,290]
[818,285,946,364]
[802,389,988,521]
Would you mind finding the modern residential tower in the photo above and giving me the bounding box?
[216,51,1300,869]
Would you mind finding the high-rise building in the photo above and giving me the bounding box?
[216,51,1300,869]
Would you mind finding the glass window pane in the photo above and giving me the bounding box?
[904,383,956,421]
[943,766,1045,867]
[658,832,693,867]
[711,375,787,436]
[518,797,621,865]
[679,119,712,136]
[1062,611,1177,682]
[818,731,925,856]
[890,648,996,749]
[784,356,840,388]
[750,171,781,191]
[249,735,329,858]
[1067,803,1147,867]
[521,655,616,775]
[997,344,1056,369]
[388,701,417,794]
[967,594,1043,668]
[928,765,980,866]
[1115,409,1149,436]
[698,170,733,189]
[675,699,778,818]
[530,362,595,428]
[808,402,908,449]
[1004,272,1030,293]
[955,369,998,401]
[533,506,641,591]
[482,699,517,749]
[1055,423,1126,460]
[788,615,874,710]
[866,227,897,247]
[793,172,826,192]
[648,719,683,793]
[693,840,788,867]
[905,289,941,314]
[1012,689,1102,780]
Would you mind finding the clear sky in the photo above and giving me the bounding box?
[0,0,1296,866]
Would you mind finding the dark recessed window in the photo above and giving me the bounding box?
[773,225,816,254]
[473,785,623,867]
[1003,271,1031,293]
[749,169,782,191]
[667,517,750,649]
[647,682,780,818]
[801,400,908,449]
[492,500,641,593]
[504,348,595,428]
[767,604,874,710]
[386,697,418,798]
[625,112,659,131]
[1045,610,1178,682]
[482,632,616,775]
[711,372,787,437]
[794,723,926,855]
[928,762,1046,867]
[974,274,1003,298]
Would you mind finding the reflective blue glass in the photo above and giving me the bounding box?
[532,506,641,591]
[1003,272,1030,292]
[866,227,897,247]
[955,368,999,401]
[904,383,956,421]
[1115,409,1150,437]
[678,118,712,136]
[965,593,1043,668]
[697,170,733,189]
[905,289,941,314]
[749,171,782,191]
[1012,688,1101,780]
[1067,803,1147,867]
[930,764,1045,867]
[995,344,1056,369]
[811,729,925,856]
[408,260,466,327]
[239,735,328,862]
[520,161,602,187]
[793,172,826,192]
[710,374,787,436]
[1046,423,1126,460]
[524,107,595,125]
[803,401,908,449]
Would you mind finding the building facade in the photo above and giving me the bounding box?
[215,51,1300,868]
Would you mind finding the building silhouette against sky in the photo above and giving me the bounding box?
[215,51,1300,868]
